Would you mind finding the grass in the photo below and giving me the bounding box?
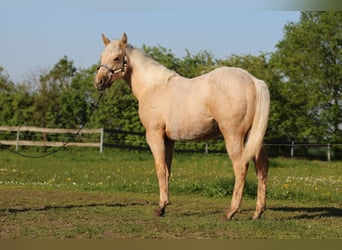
[0,148,341,239]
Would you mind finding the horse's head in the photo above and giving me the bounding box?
[94,33,128,90]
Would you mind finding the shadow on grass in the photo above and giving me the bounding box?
[269,206,342,219]
[1,201,151,214]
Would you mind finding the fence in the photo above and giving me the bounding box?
[0,126,104,153]
[264,142,342,161]
[101,129,342,161]
[1,126,341,161]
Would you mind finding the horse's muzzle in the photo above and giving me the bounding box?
[94,72,113,90]
[95,79,112,90]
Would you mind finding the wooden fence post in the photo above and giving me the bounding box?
[100,128,104,153]
[290,141,294,158]
[327,143,331,162]
[16,127,20,151]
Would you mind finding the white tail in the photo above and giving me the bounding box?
[241,79,270,163]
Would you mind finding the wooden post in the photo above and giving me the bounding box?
[16,127,20,151]
[291,141,294,158]
[327,143,331,162]
[100,128,104,153]
[205,142,208,155]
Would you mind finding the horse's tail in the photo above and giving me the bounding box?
[241,79,270,163]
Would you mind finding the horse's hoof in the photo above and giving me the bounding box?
[220,215,233,221]
[252,208,266,220]
[224,209,239,220]
[252,213,262,220]
[154,207,165,217]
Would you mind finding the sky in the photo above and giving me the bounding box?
[0,0,303,82]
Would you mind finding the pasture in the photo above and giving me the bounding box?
[0,148,341,239]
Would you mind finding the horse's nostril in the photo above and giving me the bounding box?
[95,78,103,89]
[99,78,105,85]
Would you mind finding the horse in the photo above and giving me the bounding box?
[95,33,270,220]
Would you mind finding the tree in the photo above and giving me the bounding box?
[177,49,215,78]
[0,67,34,126]
[0,66,14,93]
[58,66,97,128]
[271,11,342,142]
[0,67,15,125]
[143,45,180,71]
[33,56,77,128]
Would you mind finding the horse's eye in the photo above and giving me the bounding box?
[114,57,120,62]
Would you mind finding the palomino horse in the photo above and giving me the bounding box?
[95,33,270,220]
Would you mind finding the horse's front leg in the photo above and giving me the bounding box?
[146,129,174,216]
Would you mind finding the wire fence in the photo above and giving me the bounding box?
[101,129,342,161]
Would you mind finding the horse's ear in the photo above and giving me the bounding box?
[120,33,128,50]
[102,33,110,46]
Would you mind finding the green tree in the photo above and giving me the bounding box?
[178,49,215,78]
[271,11,342,142]
[58,66,97,128]
[10,84,34,126]
[143,45,215,78]
[33,56,77,128]
[0,66,14,92]
[0,67,34,127]
[143,45,180,71]
[0,67,15,125]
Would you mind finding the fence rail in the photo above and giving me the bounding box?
[0,126,104,153]
[1,126,341,161]
[264,142,342,161]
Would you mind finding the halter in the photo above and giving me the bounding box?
[97,54,128,76]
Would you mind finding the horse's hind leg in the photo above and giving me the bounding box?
[252,146,269,219]
[146,129,174,217]
[226,160,249,220]
[223,135,249,220]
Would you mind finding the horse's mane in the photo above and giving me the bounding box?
[126,45,179,86]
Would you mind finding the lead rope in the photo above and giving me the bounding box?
[0,91,105,159]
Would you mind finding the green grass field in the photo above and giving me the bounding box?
[0,148,341,239]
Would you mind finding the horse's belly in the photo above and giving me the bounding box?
[165,118,219,141]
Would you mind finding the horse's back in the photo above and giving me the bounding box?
[206,66,257,89]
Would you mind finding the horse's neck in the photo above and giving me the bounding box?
[124,49,178,101]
